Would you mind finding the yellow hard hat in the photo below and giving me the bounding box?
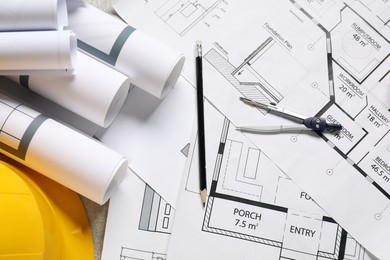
[0,157,94,260]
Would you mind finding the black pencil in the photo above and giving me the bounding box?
[196,40,207,207]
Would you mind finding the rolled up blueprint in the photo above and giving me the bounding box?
[66,1,185,98]
[8,51,130,127]
[0,0,68,31]
[0,30,77,74]
[0,92,128,204]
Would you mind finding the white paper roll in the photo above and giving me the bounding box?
[0,30,77,74]
[66,1,185,98]
[8,51,130,127]
[0,92,128,204]
[0,0,68,31]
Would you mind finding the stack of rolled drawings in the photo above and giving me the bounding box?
[0,0,185,204]
[0,0,76,74]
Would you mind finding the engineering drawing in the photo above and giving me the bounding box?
[107,0,390,258]
[139,184,174,234]
[170,99,372,259]
[167,0,390,259]
[155,0,227,36]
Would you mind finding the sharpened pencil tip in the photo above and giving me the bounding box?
[200,188,207,206]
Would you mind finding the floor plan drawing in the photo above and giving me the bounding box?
[154,0,228,36]
[101,170,173,260]
[201,2,390,258]
[203,26,389,199]
[197,2,390,257]
[205,38,285,106]
[168,100,374,260]
[330,4,390,83]
[111,0,390,258]
[139,184,174,234]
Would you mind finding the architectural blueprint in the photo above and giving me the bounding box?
[168,98,376,260]
[101,169,173,260]
[99,76,196,259]
[112,0,390,259]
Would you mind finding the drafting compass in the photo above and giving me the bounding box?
[237,97,342,133]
